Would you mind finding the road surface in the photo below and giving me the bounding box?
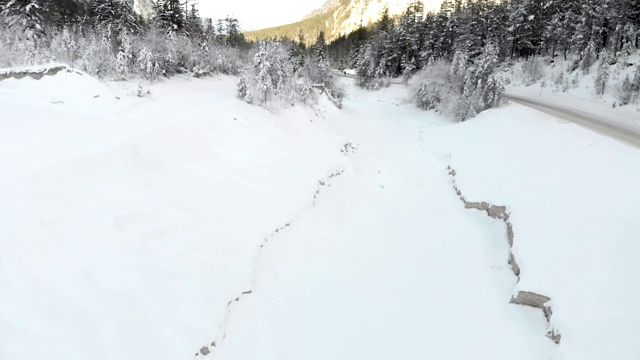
[505,92,640,148]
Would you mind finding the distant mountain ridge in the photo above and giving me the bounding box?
[245,0,444,44]
[303,0,344,20]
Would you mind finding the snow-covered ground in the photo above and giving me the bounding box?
[0,70,345,359]
[1,69,639,360]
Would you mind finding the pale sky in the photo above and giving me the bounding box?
[198,0,328,31]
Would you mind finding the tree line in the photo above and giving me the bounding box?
[0,0,248,79]
[1,0,343,110]
[330,0,640,76]
[324,0,640,120]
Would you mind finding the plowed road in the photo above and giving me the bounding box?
[505,93,640,148]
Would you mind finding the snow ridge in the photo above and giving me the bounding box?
[0,64,78,81]
[193,165,348,358]
[447,164,561,345]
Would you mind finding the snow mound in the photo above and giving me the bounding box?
[0,64,71,81]
[0,64,119,107]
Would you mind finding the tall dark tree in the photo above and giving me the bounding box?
[185,3,203,38]
[1,0,44,40]
[221,16,245,47]
[89,0,138,32]
[155,0,185,31]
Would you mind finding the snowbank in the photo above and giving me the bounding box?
[0,63,76,81]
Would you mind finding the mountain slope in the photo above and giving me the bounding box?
[245,0,444,44]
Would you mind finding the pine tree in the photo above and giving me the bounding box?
[455,41,503,121]
[307,31,330,85]
[594,50,609,95]
[44,0,87,27]
[240,41,294,107]
[297,29,306,51]
[581,39,597,73]
[90,0,138,33]
[155,0,185,31]
[508,0,536,58]
[397,1,424,76]
[185,3,203,38]
[376,6,393,33]
[224,16,245,47]
[1,0,44,40]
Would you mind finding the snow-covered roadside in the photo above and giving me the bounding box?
[0,72,346,359]
[503,53,640,130]
[506,86,640,136]
[425,104,640,359]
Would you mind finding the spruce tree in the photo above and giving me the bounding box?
[224,16,245,47]
[594,51,609,95]
[185,3,203,38]
[90,0,138,33]
[1,0,44,40]
[155,0,185,31]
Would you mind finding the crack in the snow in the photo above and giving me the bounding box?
[313,169,345,206]
[194,167,347,358]
[447,164,561,345]
[0,65,74,81]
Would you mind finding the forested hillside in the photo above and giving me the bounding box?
[245,0,445,45]
[328,0,640,120]
[0,0,249,79]
[244,7,352,46]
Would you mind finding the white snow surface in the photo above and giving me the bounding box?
[1,70,640,360]
[0,73,344,359]
[426,104,640,359]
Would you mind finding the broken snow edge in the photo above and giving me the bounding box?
[447,164,561,345]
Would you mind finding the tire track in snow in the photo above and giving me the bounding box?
[446,163,561,345]
[194,146,354,358]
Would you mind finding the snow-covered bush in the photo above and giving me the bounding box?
[521,57,544,86]
[413,43,504,122]
[614,75,635,105]
[414,60,458,112]
[614,66,640,105]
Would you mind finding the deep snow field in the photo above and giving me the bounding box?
[1,68,639,360]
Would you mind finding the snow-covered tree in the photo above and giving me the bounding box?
[238,41,294,107]
[594,50,609,95]
[581,39,598,74]
[1,0,43,41]
[185,4,203,38]
[89,0,138,33]
[455,41,503,121]
[155,0,185,32]
[306,31,331,85]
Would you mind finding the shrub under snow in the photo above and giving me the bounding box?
[414,43,504,122]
